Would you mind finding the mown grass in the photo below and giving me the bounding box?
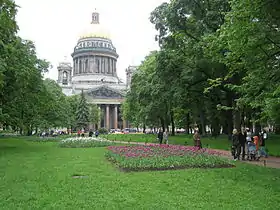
[103,133,280,156]
[0,136,280,209]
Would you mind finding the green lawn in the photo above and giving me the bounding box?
[0,137,280,209]
[103,133,280,156]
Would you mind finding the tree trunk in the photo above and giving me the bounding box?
[160,117,165,132]
[275,124,280,134]
[225,91,234,139]
[199,109,206,136]
[233,110,241,132]
[170,110,175,136]
[185,112,190,134]
[222,118,229,135]
[211,119,220,138]
[255,122,261,135]
[143,124,146,133]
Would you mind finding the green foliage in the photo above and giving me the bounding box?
[98,127,108,134]
[123,0,280,135]
[76,90,90,130]
[89,104,101,126]
[0,0,74,134]
[65,95,79,129]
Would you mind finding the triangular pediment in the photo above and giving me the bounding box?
[87,85,124,99]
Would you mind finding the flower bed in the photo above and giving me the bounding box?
[59,137,114,148]
[105,144,234,171]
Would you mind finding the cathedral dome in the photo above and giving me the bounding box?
[79,10,110,40]
[80,22,110,39]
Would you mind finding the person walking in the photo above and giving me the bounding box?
[95,130,99,138]
[239,128,246,160]
[163,130,168,144]
[193,130,202,149]
[158,129,163,144]
[245,128,252,160]
[253,133,260,158]
[260,129,268,157]
[231,129,241,161]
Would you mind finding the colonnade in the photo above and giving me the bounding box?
[92,104,127,130]
[73,56,116,75]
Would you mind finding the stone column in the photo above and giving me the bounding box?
[113,60,116,75]
[95,56,99,73]
[84,57,87,73]
[106,57,109,74]
[75,58,79,74]
[101,57,106,73]
[98,105,101,129]
[78,58,81,74]
[104,57,107,74]
[106,104,110,130]
[99,57,102,73]
[73,59,75,75]
[81,58,84,73]
[114,105,118,129]
[76,58,79,74]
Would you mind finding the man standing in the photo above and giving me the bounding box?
[260,129,268,157]
[239,128,246,160]
[232,129,241,161]
[158,129,163,144]
[163,130,169,144]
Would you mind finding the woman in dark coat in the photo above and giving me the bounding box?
[232,129,241,161]
[239,128,246,160]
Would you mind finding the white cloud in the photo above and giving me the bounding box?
[15,0,167,81]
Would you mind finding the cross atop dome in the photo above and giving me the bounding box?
[91,8,99,24]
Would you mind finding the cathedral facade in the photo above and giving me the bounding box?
[57,10,137,130]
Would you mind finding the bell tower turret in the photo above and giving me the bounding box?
[126,66,137,88]
[57,56,72,86]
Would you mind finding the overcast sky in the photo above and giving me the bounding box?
[15,0,167,81]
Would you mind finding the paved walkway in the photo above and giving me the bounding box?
[109,140,280,169]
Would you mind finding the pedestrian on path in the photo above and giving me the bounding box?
[239,128,246,160]
[158,129,163,144]
[260,129,268,157]
[245,128,252,160]
[231,129,241,161]
[193,130,202,149]
[163,130,168,144]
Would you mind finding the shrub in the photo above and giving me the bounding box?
[98,128,108,134]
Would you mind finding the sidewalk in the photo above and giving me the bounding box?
[111,140,280,169]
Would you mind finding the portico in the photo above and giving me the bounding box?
[97,104,127,129]
[85,85,128,130]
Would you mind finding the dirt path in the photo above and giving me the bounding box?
[110,140,280,169]
[209,148,280,169]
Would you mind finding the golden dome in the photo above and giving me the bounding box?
[79,23,110,39]
[79,10,111,39]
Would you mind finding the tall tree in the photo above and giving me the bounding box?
[76,90,89,130]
